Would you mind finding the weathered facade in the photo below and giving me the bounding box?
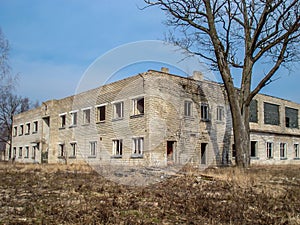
[7,69,300,166]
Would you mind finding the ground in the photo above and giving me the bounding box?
[0,163,299,225]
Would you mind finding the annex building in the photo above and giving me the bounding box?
[6,69,300,167]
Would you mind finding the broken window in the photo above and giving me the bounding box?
[59,114,66,128]
[113,101,124,119]
[90,141,97,156]
[266,142,273,159]
[25,123,30,135]
[112,139,123,157]
[200,103,209,121]
[82,108,91,124]
[280,143,287,159]
[70,111,78,126]
[19,124,24,136]
[132,97,144,116]
[250,100,258,123]
[285,107,298,128]
[217,106,224,122]
[294,144,299,158]
[13,147,16,158]
[25,146,29,158]
[250,141,257,158]
[132,137,144,156]
[70,142,77,158]
[96,105,106,122]
[58,144,65,158]
[32,145,38,159]
[33,121,38,133]
[13,126,17,137]
[264,102,279,125]
[19,147,22,158]
[184,100,193,117]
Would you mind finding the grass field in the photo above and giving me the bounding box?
[0,163,299,224]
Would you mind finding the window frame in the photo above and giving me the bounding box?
[33,121,38,133]
[69,142,77,158]
[132,137,144,158]
[266,142,273,159]
[132,97,145,116]
[19,124,24,136]
[82,108,91,125]
[18,147,22,158]
[89,141,97,157]
[112,139,123,158]
[249,99,258,123]
[264,102,280,126]
[294,143,299,159]
[95,104,106,122]
[216,106,224,122]
[25,123,30,135]
[200,103,210,121]
[13,147,17,158]
[280,142,287,159]
[13,126,17,137]
[112,101,124,120]
[69,110,78,127]
[184,100,193,117]
[24,146,29,158]
[285,107,299,129]
[59,113,67,129]
[58,143,65,158]
[250,141,258,158]
[32,145,38,159]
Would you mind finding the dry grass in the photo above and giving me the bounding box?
[0,163,300,224]
[0,162,93,173]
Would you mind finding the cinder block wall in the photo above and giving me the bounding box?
[11,106,43,163]
[10,69,300,166]
[145,70,233,167]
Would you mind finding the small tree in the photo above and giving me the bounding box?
[0,90,31,150]
[144,0,300,167]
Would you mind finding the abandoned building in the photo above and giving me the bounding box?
[6,69,300,166]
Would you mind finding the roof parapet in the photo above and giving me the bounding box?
[192,71,203,81]
[161,67,169,73]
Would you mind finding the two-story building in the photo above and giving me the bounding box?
[7,69,300,167]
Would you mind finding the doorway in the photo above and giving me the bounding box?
[42,116,50,163]
[201,143,208,165]
[167,141,176,163]
[250,141,257,158]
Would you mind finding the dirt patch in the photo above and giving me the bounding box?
[0,163,299,224]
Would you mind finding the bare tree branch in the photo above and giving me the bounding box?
[143,0,300,168]
[247,35,290,106]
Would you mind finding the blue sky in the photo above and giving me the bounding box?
[0,0,300,103]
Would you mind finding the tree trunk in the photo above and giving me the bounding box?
[204,0,251,167]
[233,119,250,167]
[224,78,251,168]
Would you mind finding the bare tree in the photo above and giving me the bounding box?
[0,90,30,146]
[144,0,300,167]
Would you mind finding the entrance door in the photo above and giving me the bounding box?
[167,141,176,164]
[42,116,50,163]
[201,143,207,165]
[8,148,11,160]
